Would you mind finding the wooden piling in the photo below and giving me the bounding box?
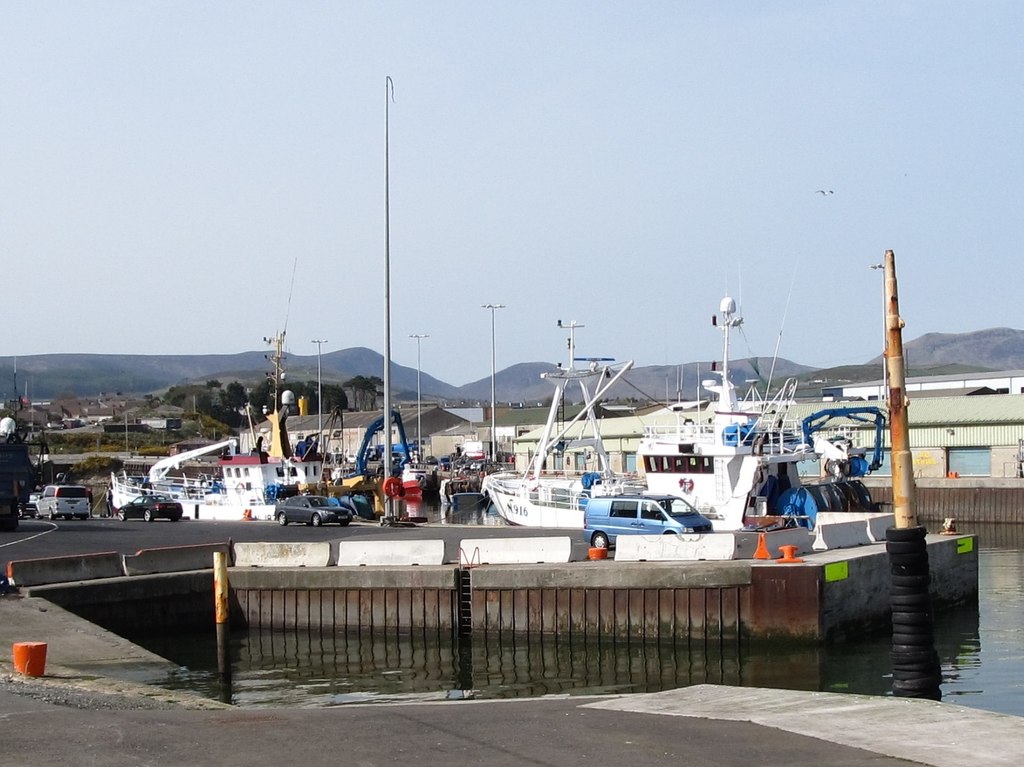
[883,250,918,529]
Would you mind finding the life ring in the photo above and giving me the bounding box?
[382,477,404,499]
[679,478,694,494]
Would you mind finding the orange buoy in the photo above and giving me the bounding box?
[12,642,47,677]
[382,477,403,499]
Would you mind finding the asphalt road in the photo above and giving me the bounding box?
[0,516,594,570]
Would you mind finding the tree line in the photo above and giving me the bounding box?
[162,376,384,428]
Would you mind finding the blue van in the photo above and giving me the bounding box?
[583,494,713,549]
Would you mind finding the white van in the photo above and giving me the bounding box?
[37,485,92,520]
[582,494,713,549]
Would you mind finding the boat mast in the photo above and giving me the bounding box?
[264,331,292,458]
[715,296,743,412]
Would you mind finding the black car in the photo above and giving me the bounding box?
[275,495,353,527]
[117,494,184,522]
[19,491,41,519]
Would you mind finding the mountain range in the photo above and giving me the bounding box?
[4,327,1024,404]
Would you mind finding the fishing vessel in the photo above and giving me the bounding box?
[638,296,885,531]
[482,321,644,527]
[110,333,328,520]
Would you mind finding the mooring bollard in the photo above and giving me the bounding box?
[12,642,47,677]
[214,551,230,678]
[775,544,805,564]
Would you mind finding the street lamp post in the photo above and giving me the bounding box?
[311,339,326,454]
[482,303,505,462]
[409,334,429,460]
[869,264,887,399]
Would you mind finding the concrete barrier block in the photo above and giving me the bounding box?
[813,519,873,550]
[336,539,445,566]
[232,542,333,568]
[122,542,232,576]
[6,552,125,587]
[615,533,741,561]
[459,537,571,565]
[866,513,896,542]
[802,512,892,548]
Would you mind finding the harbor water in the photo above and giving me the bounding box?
[130,513,1023,717]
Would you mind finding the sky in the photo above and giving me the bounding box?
[2,2,1022,387]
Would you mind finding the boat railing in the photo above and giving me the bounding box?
[642,416,813,456]
[642,422,716,441]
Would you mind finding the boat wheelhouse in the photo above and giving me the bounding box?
[637,296,883,531]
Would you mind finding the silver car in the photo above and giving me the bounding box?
[275,495,354,527]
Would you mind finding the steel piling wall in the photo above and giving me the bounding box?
[864,481,1024,524]
[21,537,979,644]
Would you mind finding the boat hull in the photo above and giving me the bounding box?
[483,472,643,529]
[487,485,585,528]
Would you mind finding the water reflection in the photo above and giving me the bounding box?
[137,609,984,710]
[133,520,1023,716]
[148,629,750,706]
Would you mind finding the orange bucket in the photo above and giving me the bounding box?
[12,642,47,677]
[588,547,608,560]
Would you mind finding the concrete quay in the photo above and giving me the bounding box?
[10,532,979,643]
[2,594,1022,767]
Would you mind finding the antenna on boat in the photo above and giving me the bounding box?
[764,265,799,397]
[556,319,584,371]
[282,257,298,339]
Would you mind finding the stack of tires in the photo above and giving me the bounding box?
[887,525,943,700]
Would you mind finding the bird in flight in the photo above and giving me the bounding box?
[815,189,834,195]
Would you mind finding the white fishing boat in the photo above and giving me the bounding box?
[482,321,645,528]
[638,296,885,531]
[109,333,327,521]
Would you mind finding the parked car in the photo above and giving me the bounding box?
[37,484,92,520]
[275,494,354,527]
[583,494,713,549]
[116,494,183,522]
[19,491,41,519]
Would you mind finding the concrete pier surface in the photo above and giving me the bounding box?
[2,594,1021,767]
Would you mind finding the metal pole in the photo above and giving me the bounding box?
[883,250,917,529]
[410,334,428,459]
[383,76,394,512]
[482,304,505,462]
[311,339,326,453]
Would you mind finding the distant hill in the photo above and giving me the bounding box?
[3,327,1022,404]
[873,328,1024,370]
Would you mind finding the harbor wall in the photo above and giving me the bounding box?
[863,478,1024,524]
[21,536,978,644]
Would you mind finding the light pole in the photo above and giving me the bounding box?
[869,263,887,400]
[311,339,326,453]
[409,333,429,460]
[482,303,505,462]
[383,76,395,482]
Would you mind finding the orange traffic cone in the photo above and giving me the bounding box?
[242,508,252,521]
[753,532,771,560]
[775,544,804,564]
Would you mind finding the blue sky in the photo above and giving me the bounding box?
[2,2,1021,386]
